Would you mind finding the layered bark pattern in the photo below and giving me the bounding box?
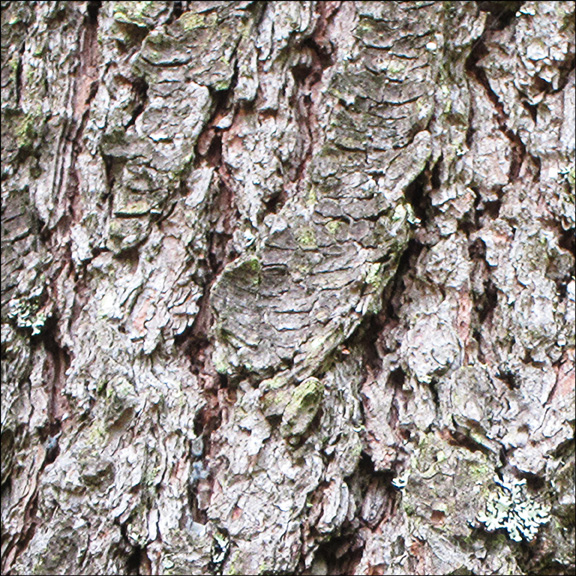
[1,2,574,575]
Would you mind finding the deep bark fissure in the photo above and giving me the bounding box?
[477,2,524,30]
[311,534,366,576]
[125,77,148,129]
[174,80,246,526]
[119,520,152,576]
[404,167,434,228]
[3,493,40,575]
[37,314,70,441]
[287,3,338,189]
[3,7,105,570]
[166,0,189,25]
[14,42,24,108]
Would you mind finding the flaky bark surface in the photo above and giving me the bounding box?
[1,1,574,575]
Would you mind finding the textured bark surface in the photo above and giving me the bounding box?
[1,1,574,575]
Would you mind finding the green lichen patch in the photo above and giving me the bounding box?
[225,256,262,288]
[113,1,156,28]
[15,110,43,153]
[259,374,292,418]
[365,262,383,288]
[280,377,324,440]
[295,226,317,250]
[177,12,208,32]
[324,220,341,235]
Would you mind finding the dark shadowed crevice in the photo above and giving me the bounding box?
[112,245,140,268]
[554,53,575,93]
[125,77,148,129]
[388,366,406,390]
[385,238,424,321]
[442,422,492,455]
[173,75,245,528]
[476,277,498,324]
[558,226,576,258]
[471,276,499,364]
[302,451,399,574]
[86,0,101,24]
[263,190,285,216]
[430,154,442,190]
[177,85,239,353]
[476,1,524,30]
[120,523,152,576]
[101,154,124,204]
[358,461,397,529]
[2,486,41,574]
[34,313,71,443]
[125,544,144,576]
[495,366,520,390]
[353,313,385,374]
[521,98,538,122]
[196,88,240,278]
[428,377,440,410]
[310,535,365,576]
[554,271,572,301]
[550,437,575,461]
[287,44,325,185]
[515,470,546,491]
[166,0,188,25]
[14,43,25,108]
[343,236,414,373]
[404,168,432,227]
[468,237,487,261]
[113,20,151,52]
[478,193,503,221]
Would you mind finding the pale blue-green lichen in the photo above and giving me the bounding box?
[211,530,230,566]
[477,476,550,542]
[8,290,47,336]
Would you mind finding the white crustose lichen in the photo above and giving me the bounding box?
[477,475,550,542]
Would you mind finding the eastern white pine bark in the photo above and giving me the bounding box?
[2,2,574,574]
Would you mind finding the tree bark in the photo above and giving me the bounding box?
[1,1,574,575]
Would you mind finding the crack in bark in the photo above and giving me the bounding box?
[287,3,338,189]
[121,522,152,576]
[465,20,526,184]
[166,0,189,25]
[125,77,149,129]
[173,80,247,526]
[14,43,25,108]
[3,7,104,571]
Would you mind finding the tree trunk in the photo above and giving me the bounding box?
[1,1,574,574]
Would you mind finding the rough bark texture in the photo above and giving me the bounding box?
[1,1,574,575]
